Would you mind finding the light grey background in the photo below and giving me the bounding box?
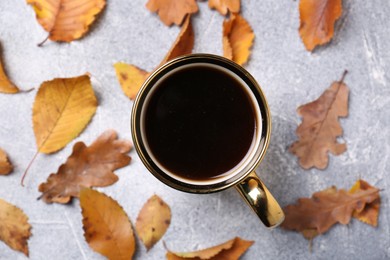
[0,0,389,259]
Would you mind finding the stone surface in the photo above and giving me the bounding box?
[0,0,389,259]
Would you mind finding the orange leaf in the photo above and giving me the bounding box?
[281,180,380,239]
[80,188,135,260]
[27,0,106,44]
[115,15,194,100]
[0,44,19,94]
[166,237,253,260]
[0,198,32,256]
[0,148,13,175]
[135,195,171,251]
[350,179,380,226]
[38,130,132,204]
[208,0,240,15]
[299,0,343,51]
[223,14,255,66]
[289,71,349,169]
[146,0,198,26]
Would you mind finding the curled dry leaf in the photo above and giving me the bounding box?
[0,148,13,175]
[38,130,132,204]
[208,0,240,16]
[146,0,198,26]
[135,194,171,251]
[166,237,254,260]
[281,180,380,240]
[299,0,343,51]
[27,0,106,45]
[80,188,135,260]
[0,198,32,256]
[114,15,194,100]
[223,14,255,66]
[0,44,19,94]
[289,72,349,169]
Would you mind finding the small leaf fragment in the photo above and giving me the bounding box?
[289,72,349,169]
[299,0,343,51]
[80,188,135,260]
[0,198,32,256]
[39,130,132,204]
[0,43,19,94]
[166,237,254,260]
[135,194,171,251]
[208,0,240,15]
[146,0,198,26]
[0,148,13,175]
[223,14,255,66]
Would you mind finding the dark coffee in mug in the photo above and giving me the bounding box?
[142,64,259,182]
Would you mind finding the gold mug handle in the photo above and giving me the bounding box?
[235,172,285,228]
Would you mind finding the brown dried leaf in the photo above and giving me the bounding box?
[0,148,13,175]
[135,195,171,251]
[350,179,380,226]
[80,188,135,260]
[208,0,240,15]
[0,44,19,94]
[299,0,343,51]
[289,72,349,169]
[281,180,380,239]
[0,198,32,256]
[38,130,132,204]
[166,237,253,260]
[223,14,255,66]
[114,15,194,100]
[146,0,198,26]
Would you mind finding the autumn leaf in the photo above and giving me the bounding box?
[114,15,194,100]
[0,44,19,94]
[289,71,349,169]
[209,0,240,15]
[299,0,343,51]
[166,237,254,260]
[0,198,32,256]
[350,179,380,226]
[0,148,13,175]
[38,130,132,204]
[223,14,255,66]
[146,0,198,26]
[281,180,380,239]
[27,0,106,45]
[135,194,171,251]
[80,188,135,260]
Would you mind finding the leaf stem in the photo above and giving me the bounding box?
[37,35,49,47]
[339,70,348,83]
[21,151,39,186]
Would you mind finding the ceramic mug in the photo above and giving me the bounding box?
[131,54,284,228]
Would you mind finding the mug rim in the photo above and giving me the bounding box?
[131,53,271,193]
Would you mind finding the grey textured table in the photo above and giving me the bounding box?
[1,0,389,259]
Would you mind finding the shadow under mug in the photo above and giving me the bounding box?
[131,54,284,228]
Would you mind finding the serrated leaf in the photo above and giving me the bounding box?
[208,0,240,16]
[0,43,19,94]
[0,148,13,175]
[146,0,198,26]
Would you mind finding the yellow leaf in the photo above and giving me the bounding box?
[0,198,32,256]
[80,188,135,260]
[166,237,254,260]
[208,0,240,16]
[33,74,97,153]
[0,148,13,175]
[223,14,255,66]
[146,0,198,26]
[27,0,106,44]
[114,63,150,100]
[135,194,171,251]
[0,43,19,94]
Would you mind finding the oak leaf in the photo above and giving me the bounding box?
[299,0,343,51]
[146,0,198,26]
[223,14,255,66]
[27,0,106,45]
[281,180,380,239]
[166,237,254,260]
[289,72,349,169]
[0,44,19,94]
[209,0,240,15]
[350,179,380,226]
[80,188,135,260]
[135,194,171,251]
[0,148,13,175]
[114,15,194,100]
[38,130,132,204]
[0,198,32,256]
